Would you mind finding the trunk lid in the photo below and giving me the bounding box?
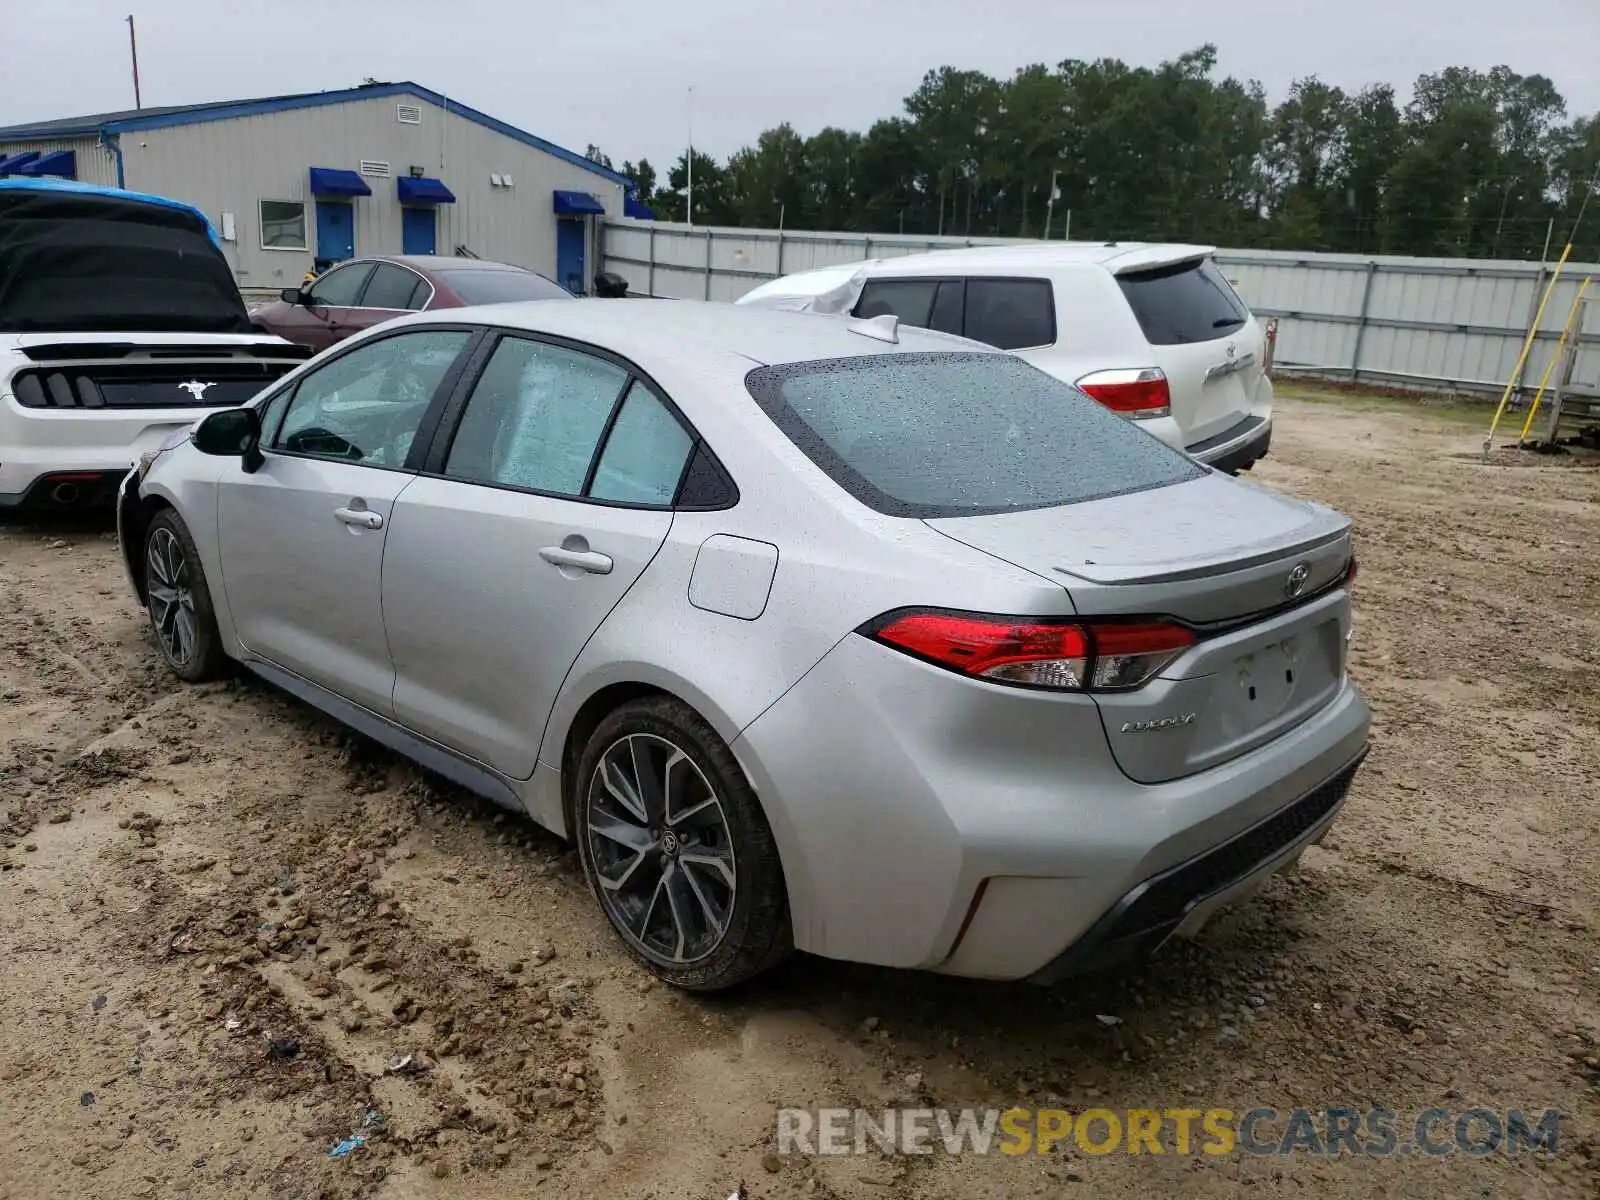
[927,472,1354,783]
[1112,253,1263,448]
[2,332,310,411]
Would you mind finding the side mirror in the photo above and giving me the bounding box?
[192,407,263,471]
[279,287,305,304]
[593,271,629,298]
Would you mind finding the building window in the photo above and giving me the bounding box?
[259,200,307,250]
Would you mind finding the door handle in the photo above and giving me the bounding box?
[539,545,613,574]
[334,505,383,530]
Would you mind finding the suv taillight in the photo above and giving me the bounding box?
[1074,368,1171,420]
[861,610,1195,692]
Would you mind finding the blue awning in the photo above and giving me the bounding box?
[623,194,655,220]
[308,167,372,197]
[0,151,42,176]
[20,150,76,178]
[397,176,455,205]
[553,189,605,216]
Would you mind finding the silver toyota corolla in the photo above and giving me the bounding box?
[117,299,1369,991]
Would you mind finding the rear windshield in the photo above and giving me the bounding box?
[1116,257,1247,346]
[434,269,572,305]
[744,352,1204,518]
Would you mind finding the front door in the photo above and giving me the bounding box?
[275,259,374,351]
[315,200,356,262]
[215,327,476,714]
[555,217,586,295]
[383,336,693,779]
[402,207,437,255]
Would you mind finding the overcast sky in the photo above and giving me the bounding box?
[4,0,1597,172]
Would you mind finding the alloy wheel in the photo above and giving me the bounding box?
[146,526,198,667]
[585,733,737,965]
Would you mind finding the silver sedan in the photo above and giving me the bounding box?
[118,300,1369,990]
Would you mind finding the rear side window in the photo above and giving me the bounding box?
[361,263,427,310]
[745,352,1202,518]
[855,277,1053,349]
[962,279,1054,349]
[444,336,628,495]
[1117,258,1247,345]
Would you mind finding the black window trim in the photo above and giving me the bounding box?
[254,322,487,475]
[853,274,1058,351]
[353,260,437,313]
[415,324,739,513]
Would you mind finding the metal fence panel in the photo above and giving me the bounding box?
[599,220,1600,394]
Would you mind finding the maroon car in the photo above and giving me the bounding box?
[252,255,572,350]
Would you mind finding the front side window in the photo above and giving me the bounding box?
[588,381,694,504]
[259,200,307,250]
[306,262,373,307]
[444,336,629,496]
[273,328,470,466]
[745,351,1202,518]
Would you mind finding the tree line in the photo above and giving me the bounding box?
[586,46,1600,260]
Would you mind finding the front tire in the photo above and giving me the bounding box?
[574,696,791,991]
[144,510,230,682]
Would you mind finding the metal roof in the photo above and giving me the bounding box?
[0,82,633,188]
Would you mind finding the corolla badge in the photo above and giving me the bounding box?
[1120,713,1197,734]
[178,380,214,400]
[1285,561,1311,598]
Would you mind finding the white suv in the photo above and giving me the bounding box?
[736,242,1272,473]
[0,178,307,508]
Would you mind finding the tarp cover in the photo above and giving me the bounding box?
[0,184,251,333]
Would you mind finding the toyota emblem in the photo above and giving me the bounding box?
[1285,562,1311,599]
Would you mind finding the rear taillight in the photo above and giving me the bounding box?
[1344,555,1358,586]
[862,610,1195,692]
[1074,368,1171,420]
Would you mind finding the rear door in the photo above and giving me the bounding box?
[1114,256,1260,447]
[216,326,475,713]
[383,333,690,779]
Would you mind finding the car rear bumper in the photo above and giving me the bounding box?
[1026,744,1364,982]
[1189,413,1272,473]
[0,401,205,505]
[733,632,1371,980]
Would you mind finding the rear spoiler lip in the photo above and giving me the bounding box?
[17,341,314,362]
[1047,519,1351,587]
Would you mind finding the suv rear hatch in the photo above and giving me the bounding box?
[928,471,1354,784]
[1112,251,1262,449]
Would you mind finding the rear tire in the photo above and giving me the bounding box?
[574,696,791,991]
[143,510,230,683]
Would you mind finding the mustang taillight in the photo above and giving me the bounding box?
[862,611,1196,692]
[1074,367,1171,420]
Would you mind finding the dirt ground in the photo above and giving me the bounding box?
[0,392,1596,1200]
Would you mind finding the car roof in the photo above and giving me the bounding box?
[346,254,528,274]
[387,298,997,367]
[738,241,1218,302]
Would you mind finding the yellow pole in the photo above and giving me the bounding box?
[1518,275,1591,441]
[1484,243,1573,455]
